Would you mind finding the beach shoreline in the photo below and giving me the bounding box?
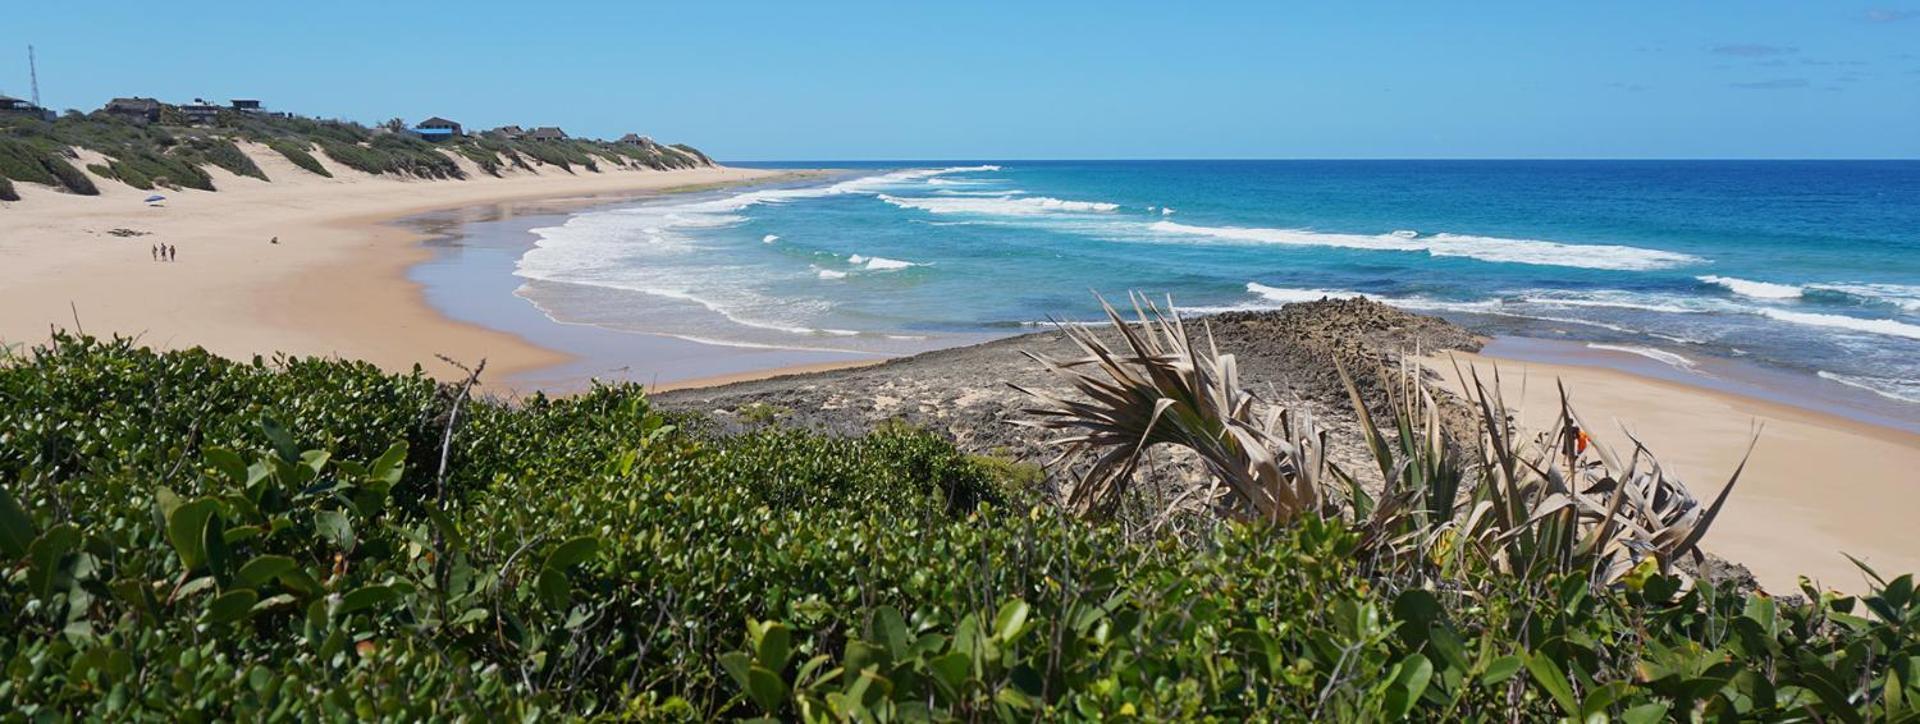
[0,145,808,384]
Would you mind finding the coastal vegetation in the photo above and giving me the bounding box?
[5,329,1920,720]
[0,108,713,197]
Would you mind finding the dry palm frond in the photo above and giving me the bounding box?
[1018,291,1756,592]
[1011,293,1332,523]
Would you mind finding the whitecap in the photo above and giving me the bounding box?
[1245,282,1364,304]
[816,268,848,280]
[862,256,919,271]
[762,234,780,243]
[1807,282,1920,312]
[1699,275,1803,300]
[1148,221,1701,271]
[878,194,1121,215]
[1755,308,1920,340]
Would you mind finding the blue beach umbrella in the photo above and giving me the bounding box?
[144,194,166,203]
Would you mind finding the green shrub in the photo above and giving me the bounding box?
[2,334,1918,719]
[0,137,57,185]
[0,138,99,194]
[186,138,267,181]
[43,154,99,195]
[266,139,331,177]
[84,162,117,180]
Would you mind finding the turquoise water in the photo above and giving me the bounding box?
[511,160,1920,410]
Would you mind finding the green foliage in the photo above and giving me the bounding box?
[186,137,268,181]
[6,335,1909,719]
[0,137,98,194]
[266,139,332,178]
[319,134,463,179]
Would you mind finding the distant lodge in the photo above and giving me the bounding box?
[0,94,57,122]
[8,93,657,149]
[97,96,289,126]
[407,120,630,146]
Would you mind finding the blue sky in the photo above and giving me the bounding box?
[3,1,1916,159]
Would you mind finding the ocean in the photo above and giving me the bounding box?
[509,160,1920,417]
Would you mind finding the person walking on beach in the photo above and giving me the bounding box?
[151,244,158,261]
[169,245,177,262]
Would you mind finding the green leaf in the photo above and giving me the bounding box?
[542,535,600,571]
[929,651,971,693]
[260,415,300,462]
[1526,652,1581,716]
[337,585,397,616]
[994,599,1031,642]
[1391,589,1443,649]
[313,509,354,552]
[206,589,260,623]
[27,523,80,598]
[873,605,910,658]
[0,480,36,558]
[167,498,219,571]
[1620,702,1670,724]
[370,442,407,486]
[536,567,570,610]
[719,651,753,688]
[238,555,298,586]
[203,448,248,487]
[1480,655,1524,686]
[745,665,788,713]
[756,621,793,670]
[1384,653,1434,719]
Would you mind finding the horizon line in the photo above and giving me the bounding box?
[723,156,1920,164]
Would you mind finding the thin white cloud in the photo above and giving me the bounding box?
[1729,78,1811,89]
[1711,44,1799,57]
[1865,8,1920,22]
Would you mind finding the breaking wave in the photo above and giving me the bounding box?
[1149,221,1702,271]
[1699,275,1803,300]
[878,194,1122,215]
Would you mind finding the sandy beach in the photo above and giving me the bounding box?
[1425,341,1920,595]
[0,143,784,381]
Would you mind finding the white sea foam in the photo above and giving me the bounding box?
[762,234,779,243]
[933,189,1023,197]
[1245,283,1364,304]
[1586,343,1697,371]
[1148,221,1701,271]
[862,256,919,271]
[1809,283,1920,312]
[878,194,1121,215]
[1755,308,1920,340]
[1699,275,1803,300]
[1161,207,1176,215]
[514,164,1001,341]
[1391,229,1420,239]
[1818,371,1920,404]
[816,268,848,280]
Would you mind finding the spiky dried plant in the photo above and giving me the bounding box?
[1011,293,1333,523]
[1020,293,1753,589]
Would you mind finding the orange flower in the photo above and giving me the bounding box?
[1576,429,1591,454]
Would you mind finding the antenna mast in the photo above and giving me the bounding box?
[28,45,41,107]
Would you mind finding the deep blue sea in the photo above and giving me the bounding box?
[511,160,1920,410]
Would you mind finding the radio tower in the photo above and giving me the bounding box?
[28,46,42,107]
